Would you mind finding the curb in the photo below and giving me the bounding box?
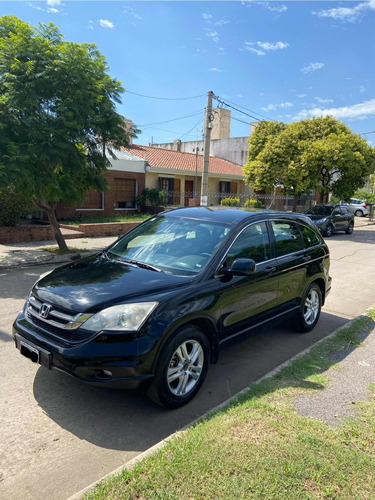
[67,312,369,500]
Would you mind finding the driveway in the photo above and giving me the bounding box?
[0,225,374,499]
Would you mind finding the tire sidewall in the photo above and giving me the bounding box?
[151,326,209,408]
[325,224,333,237]
[296,283,322,333]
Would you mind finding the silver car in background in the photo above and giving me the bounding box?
[342,198,369,217]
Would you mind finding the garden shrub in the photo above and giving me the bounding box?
[0,186,33,226]
[220,197,240,207]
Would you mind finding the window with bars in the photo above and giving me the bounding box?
[115,179,136,209]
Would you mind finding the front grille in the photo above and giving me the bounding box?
[26,294,95,344]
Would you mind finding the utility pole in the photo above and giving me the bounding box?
[200,90,213,207]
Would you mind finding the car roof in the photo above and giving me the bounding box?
[159,207,314,226]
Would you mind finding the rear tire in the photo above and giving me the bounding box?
[345,222,354,234]
[355,210,363,217]
[147,326,209,408]
[294,283,322,333]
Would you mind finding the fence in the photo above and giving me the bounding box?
[158,190,316,213]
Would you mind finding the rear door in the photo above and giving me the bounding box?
[332,207,347,230]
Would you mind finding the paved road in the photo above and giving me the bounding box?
[1,225,374,500]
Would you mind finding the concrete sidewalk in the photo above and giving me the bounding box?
[0,236,117,270]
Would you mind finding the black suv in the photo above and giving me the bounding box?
[304,204,354,237]
[14,208,331,408]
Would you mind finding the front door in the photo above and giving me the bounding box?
[216,221,279,342]
[185,180,194,207]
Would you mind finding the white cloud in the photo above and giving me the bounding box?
[294,99,375,121]
[202,13,213,21]
[123,6,141,26]
[208,67,223,72]
[315,97,334,104]
[261,102,293,111]
[237,94,244,98]
[29,3,61,14]
[99,19,114,29]
[359,85,366,93]
[215,18,230,26]
[301,62,325,74]
[312,1,375,23]
[47,0,60,5]
[247,2,288,14]
[297,94,307,98]
[205,30,219,43]
[244,41,289,55]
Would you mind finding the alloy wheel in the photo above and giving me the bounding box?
[167,340,204,396]
[303,289,320,326]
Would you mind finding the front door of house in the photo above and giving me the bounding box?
[185,180,194,207]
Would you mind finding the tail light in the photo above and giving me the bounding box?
[363,204,367,209]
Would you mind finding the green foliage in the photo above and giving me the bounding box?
[0,16,138,247]
[329,195,340,204]
[244,198,262,208]
[0,185,33,226]
[353,188,375,204]
[244,116,375,203]
[135,188,167,207]
[220,197,240,207]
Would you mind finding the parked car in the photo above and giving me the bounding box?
[13,208,331,408]
[342,199,369,217]
[304,204,354,237]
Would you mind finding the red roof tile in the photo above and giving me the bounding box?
[122,144,244,177]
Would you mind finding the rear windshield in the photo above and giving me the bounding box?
[107,215,231,276]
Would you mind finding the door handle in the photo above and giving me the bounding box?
[302,255,312,262]
[264,266,276,274]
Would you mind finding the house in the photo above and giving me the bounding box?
[55,144,248,218]
[122,144,249,207]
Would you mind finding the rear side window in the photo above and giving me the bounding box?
[271,221,302,257]
[299,224,320,248]
[340,207,350,215]
[226,222,270,266]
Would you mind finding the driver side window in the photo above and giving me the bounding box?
[225,222,270,268]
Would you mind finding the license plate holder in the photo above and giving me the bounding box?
[20,340,40,364]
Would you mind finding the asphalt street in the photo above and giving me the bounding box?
[0,225,374,500]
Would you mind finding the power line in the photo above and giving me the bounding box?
[125,90,206,101]
[145,127,202,139]
[179,117,204,141]
[360,130,375,135]
[232,116,251,126]
[213,95,263,122]
[139,110,202,128]
[219,97,273,121]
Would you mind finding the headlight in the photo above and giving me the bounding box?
[81,302,158,331]
[316,218,327,225]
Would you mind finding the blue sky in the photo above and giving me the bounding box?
[2,1,375,147]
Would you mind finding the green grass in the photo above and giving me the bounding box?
[85,309,375,500]
[62,213,152,226]
[41,246,83,255]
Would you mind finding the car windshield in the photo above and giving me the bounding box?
[305,206,333,216]
[107,215,231,276]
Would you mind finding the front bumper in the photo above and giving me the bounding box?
[13,316,154,390]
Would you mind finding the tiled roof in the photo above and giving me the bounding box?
[122,144,244,177]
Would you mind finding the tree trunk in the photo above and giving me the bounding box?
[319,191,325,203]
[44,203,68,251]
[292,194,298,212]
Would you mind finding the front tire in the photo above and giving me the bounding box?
[324,224,333,237]
[294,283,322,333]
[147,326,209,408]
[345,222,354,234]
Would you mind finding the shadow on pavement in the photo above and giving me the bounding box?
[32,310,350,453]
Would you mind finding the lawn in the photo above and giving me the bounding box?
[85,309,375,500]
[61,213,153,225]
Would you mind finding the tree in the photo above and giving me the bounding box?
[0,16,137,249]
[244,116,375,209]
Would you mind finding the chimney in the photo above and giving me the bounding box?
[211,108,230,140]
[123,118,133,145]
[172,139,181,151]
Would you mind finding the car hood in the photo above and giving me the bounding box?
[33,254,191,313]
[305,214,328,222]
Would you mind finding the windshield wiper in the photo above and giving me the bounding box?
[120,259,163,273]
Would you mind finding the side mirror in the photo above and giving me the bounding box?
[228,258,256,276]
